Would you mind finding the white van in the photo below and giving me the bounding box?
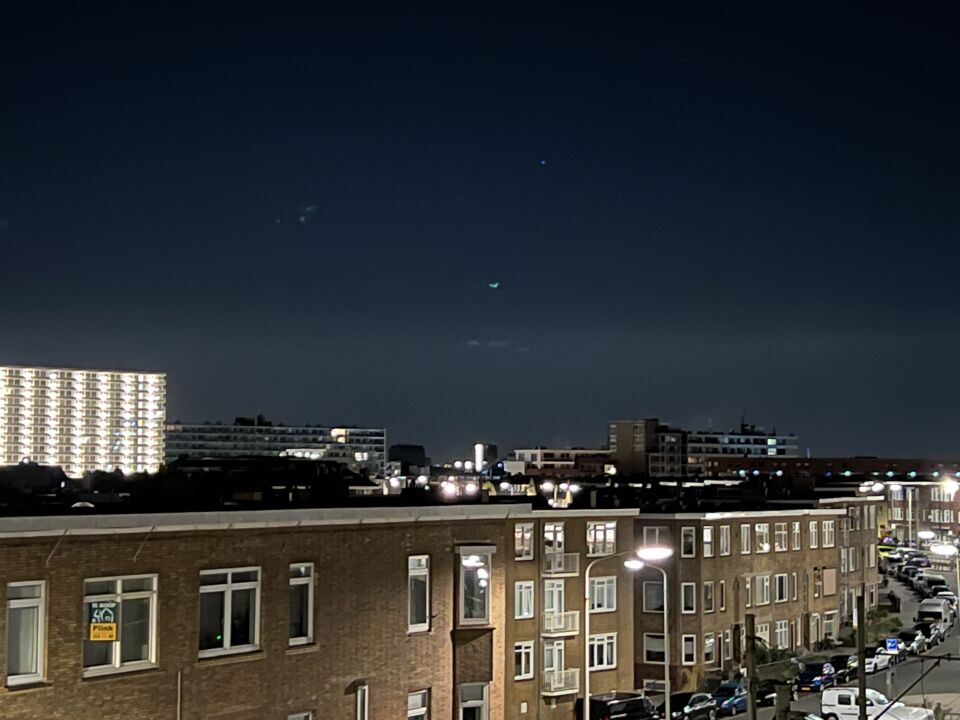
[821,687,933,720]
[916,598,952,627]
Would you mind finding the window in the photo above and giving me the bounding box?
[775,574,788,603]
[544,523,564,555]
[791,572,798,600]
[515,523,534,560]
[755,523,770,553]
[724,629,733,660]
[774,522,787,552]
[460,683,488,720]
[408,690,429,719]
[681,582,696,613]
[514,642,534,680]
[588,633,617,670]
[720,525,731,556]
[840,549,847,574]
[703,581,715,613]
[84,574,158,673]
[643,581,664,612]
[682,634,696,665]
[719,580,726,611]
[756,623,770,645]
[590,576,617,613]
[681,527,696,557]
[823,520,836,548]
[643,633,665,663]
[823,567,837,596]
[459,550,491,624]
[814,568,823,598]
[290,563,314,644]
[704,633,716,665]
[792,521,801,550]
[809,520,819,548]
[772,620,789,650]
[514,581,534,619]
[644,526,667,545]
[6,581,45,686]
[745,577,752,607]
[740,524,751,554]
[289,714,312,720]
[824,611,838,639]
[357,683,369,720]
[587,521,616,555]
[892,507,903,521]
[755,575,770,605]
[703,526,715,557]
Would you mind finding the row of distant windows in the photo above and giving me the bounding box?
[659,519,838,559]
[514,521,618,559]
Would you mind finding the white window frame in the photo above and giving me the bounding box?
[681,526,696,557]
[791,572,798,601]
[723,629,732,660]
[775,620,789,649]
[681,582,696,614]
[644,526,667,545]
[459,683,489,720]
[719,580,726,611]
[774,522,788,552]
[514,641,534,680]
[514,581,535,620]
[719,525,731,556]
[589,576,617,613]
[458,548,493,626]
[682,634,697,665]
[515,523,534,560]
[703,525,715,557]
[290,562,315,645]
[587,521,617,556]
[756,623,770,646]
[642,581,664,613]
[791,521,801,550]
[755,575,771,606]
[357,683,369,720]
[704,632,716,666]
[745,577,752,607]
[755,523,770,553]
[5,581,45,686]
[809,520,819,549]
[288,713,313,720]
[198,567,260,658]
[408,690,429,719]
[823,519,836,548]
[740,524,751,554]
[83,573,159,675]
[588,633,617,671]
[643,633,665,664]
[775,573,788,603]
[703,580,715,613]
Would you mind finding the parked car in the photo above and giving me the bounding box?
[911,570,928,592]
[899,566,920,582]
[821,687,934,720]
[912,621,944,647]
[910,555,932,568]
[935,591,958,616]
[659,693,718,720]
[798,661,838,692]
[713,682,748,716]
[829,654,856,683]
[575,693,659,720]
[897,629,927,655]
[919,574,948,597]
[863,646,892,673]
[916,598,953,628]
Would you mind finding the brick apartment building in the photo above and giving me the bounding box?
[886,482,959,541]
[632,509,845,692]
[0,503,637,720]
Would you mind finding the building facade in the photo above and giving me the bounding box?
[886,481,959,541]
[165,421,386,475]
[685,426,799,475]
[0,365,165,478]
[818,497,882,629]
[632,510,843,693]
[511,448,610,472]
[0,504,636,720]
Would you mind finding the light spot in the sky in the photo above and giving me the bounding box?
[488,281,500,289]
[539,159,547,166]
[466,339,481,347]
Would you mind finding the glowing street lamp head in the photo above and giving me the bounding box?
[930,543,959,558]
[871,482,885,493]
[637,546,674,562]
[623,558,645,571]
[917,530,936,541]
[943,479,960,495]
[541,480,555,492]
[889,483,903,492]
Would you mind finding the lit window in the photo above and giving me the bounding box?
[82,575,157,675]
[459,683,488,720]
[588,633,617,670]
[643,633,665,663]
[681,527,696,557]
[754,523,770,553]
[589,576,617,613]
[682,634,697,665]
[514,642,534,680]
[703,526,715,557]
[514,523,534,560]
[681,582,696,613]
[198,568,260,657]
[774,523,788,552]
[408,690,429,719]
[289,563,314,645]
[514,581,535,619]
[5,581,45,686]
[459,549,492,625]
[408,556,430,632]
[587,521,617,555]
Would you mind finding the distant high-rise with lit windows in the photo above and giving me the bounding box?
[0,365,166,478]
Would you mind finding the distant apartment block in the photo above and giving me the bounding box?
[0,365,165,478]
[165,418,386,474]
[511,447,611,471]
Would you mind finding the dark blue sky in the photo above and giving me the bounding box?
[3,3,960,461]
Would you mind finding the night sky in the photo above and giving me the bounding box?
[3,3,960,462]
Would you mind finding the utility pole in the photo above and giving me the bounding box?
[746,613,757,720]
[857,594,868,720]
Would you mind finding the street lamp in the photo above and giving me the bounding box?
[583,546,674,720]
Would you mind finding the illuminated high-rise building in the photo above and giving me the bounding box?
[0,365,166,478]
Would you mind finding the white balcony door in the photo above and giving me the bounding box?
[545,580,565,615]
[544,522,565,571]
[544,639,565,672]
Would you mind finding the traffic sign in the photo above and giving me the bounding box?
[886,638,899,651]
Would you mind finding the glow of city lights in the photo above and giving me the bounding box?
[416,475,428,485]
[541,481,555,492]
[464,461,473,471]
[454,461,463,469]
[464,482,478,495]
[944,479,960,495]
[568,483,580,493]
[442,483,458,497]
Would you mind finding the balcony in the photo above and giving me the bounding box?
[542,552,579,576]
[542,668,580,696]
[542,610,580,636]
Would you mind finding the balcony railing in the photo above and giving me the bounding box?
[542,610,580,636]
[542,552,579,576]
[542,668,580,695]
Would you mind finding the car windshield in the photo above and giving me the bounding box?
[802,663,826,674]
[865,647,879,658]
[714,686,738,698]
[866,690,890,705]
[671,694,694,706]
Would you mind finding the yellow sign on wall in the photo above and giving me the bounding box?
[89,623,117,641]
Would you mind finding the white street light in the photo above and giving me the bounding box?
[944,479,960,496]
[918,530,936,541]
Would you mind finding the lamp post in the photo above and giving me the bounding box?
[583,545,674,720]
